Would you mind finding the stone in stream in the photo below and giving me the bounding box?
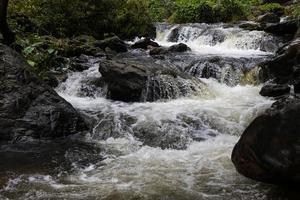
[150,43,191,56]
[131,37,160,49]
[259,84,290,97]
[260,38,300,88]
[264,19,299,37]
[232,96,300,184]
[99,58,207,102]
[257,13,280,24]
[0,44,88,142]
[94,36,128,53]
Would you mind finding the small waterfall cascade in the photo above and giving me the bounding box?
[1,22,286,200]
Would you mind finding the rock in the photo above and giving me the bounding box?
[94,36,128,53]
[63,36,104,57]
[149,47,168,55]
[239,22,262,31]
[69,56,90,72]
[264,20,299,36]
[0,44,88,142]
[295,28,300,38]
[131,37,159,49]
[43,72,59,88]
[168,43,191,53]
[232,96,300,184]
[150,43,191,56]
[257,13,280,23]
[260,84,290,97]
[167,26,180,42]
[263,38,300,84]
[99,58,206,102]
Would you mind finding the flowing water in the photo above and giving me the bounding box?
[0,23,298,200]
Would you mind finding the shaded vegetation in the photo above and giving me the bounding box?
[1,0,298,80]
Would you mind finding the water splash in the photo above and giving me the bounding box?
[156,23,281,56]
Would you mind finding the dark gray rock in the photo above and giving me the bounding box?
[239,22,262,31]
[150,43,191,56]
[0,44,88,142]
[99,58,206,102]
[167,26,180,42]
[257,13,280,23]
[260,84,290,97]
[232,96,300,184]
[149,47,168,56]
[265,20,299,36]
[94,36,128,53]
[168,43,191,53]
[262,38,300,84]
[131,38,159,49]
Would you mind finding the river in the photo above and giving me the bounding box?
[0,23,298,200]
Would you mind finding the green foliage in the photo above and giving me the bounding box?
[16,35,61,76]
[9,0,153,39]
[148,0,176,21]
[259,3,283,13]
[168,0,248,23]
[115,0,154,39]
[285,4,300,19]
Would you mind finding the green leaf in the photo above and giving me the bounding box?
[27,60,36,67]
[47,48,55,54]
[23,46,35,54]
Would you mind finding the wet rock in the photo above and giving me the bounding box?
[168,43,191,53]
[131,37,159,49]
[232,96,300,184]
[94,36,128,53]
[239,22,263,31]
[62,35,105,57]
[150,43,191,56]
[260,84,290,97]
[99,58,206,102]
[167,26,180,42]
[43,72,59,88]
[295,28,300,38]
[262,38,300,84]
[264,20,299,36]
[257,13,280,23]
[149,47,168,55]
[0,44,88,142]
[69,58,90,72]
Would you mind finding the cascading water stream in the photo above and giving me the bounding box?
[1,23,291,200]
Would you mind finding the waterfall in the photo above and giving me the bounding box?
[156,23,282,55]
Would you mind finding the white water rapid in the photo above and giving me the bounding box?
[2,23,292,200]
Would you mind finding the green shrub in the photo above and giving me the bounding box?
[259,3,284,13]
[285,4,300,19]
[115,0,155,39]
[169,0,247,23]
[9,0,154,39]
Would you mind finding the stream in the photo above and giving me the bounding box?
[0,23,299,200]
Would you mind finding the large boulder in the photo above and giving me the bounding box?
[261,38,300,86]
[0,44,88,142]
[99,58,206,102]
[264,20,299,36]
[232,97,300,184]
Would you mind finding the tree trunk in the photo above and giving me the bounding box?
[0,0,15,45]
